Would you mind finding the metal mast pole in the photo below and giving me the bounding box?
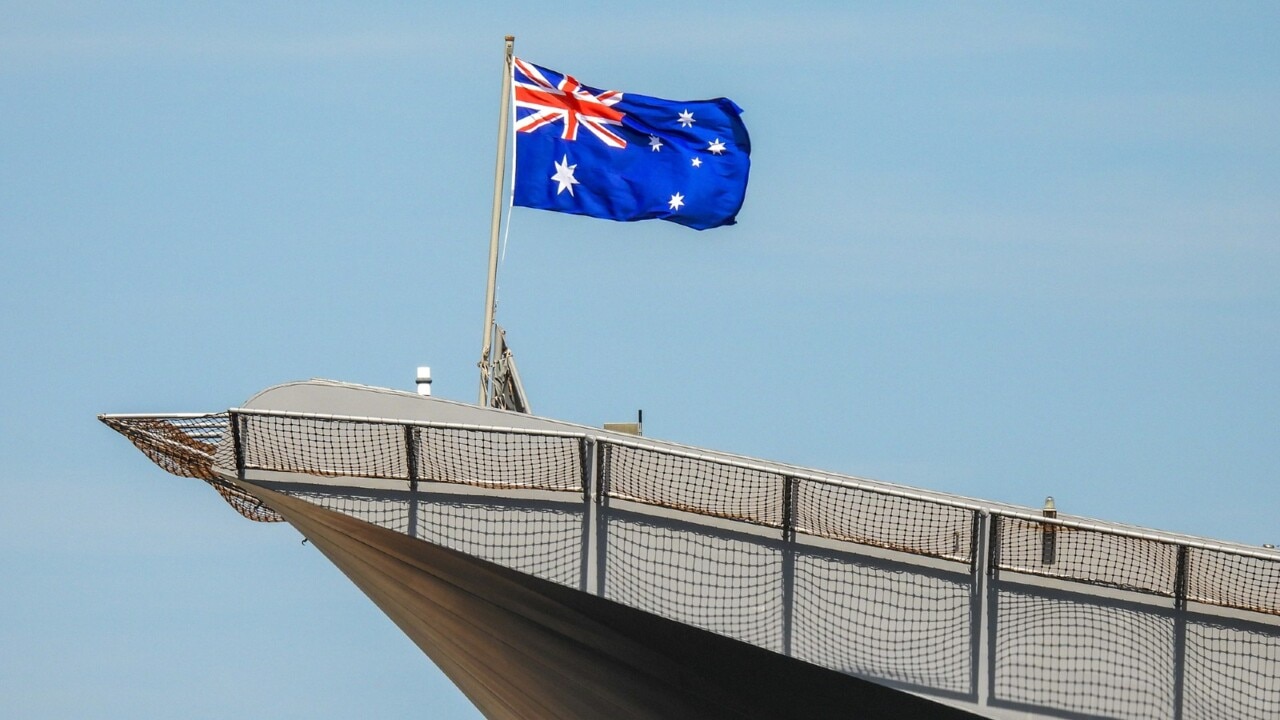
[479,35,515,406]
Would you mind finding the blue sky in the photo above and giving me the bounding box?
[3,3,1278,717]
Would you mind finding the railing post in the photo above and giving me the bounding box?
[405,425,420,539]
[230,412,246,482]
[1174,545,1190,610]
[988,514,1003,579]
[969,509,982,575]
[594,440,611,596]
[971,510,992,707]
[595,439,608,506]
[781,475,797,542]
[1172,545,1190,720]
[580,436,594,503]
[581,437,598,594]
[985,513,1006,706]
[781,476,798,658]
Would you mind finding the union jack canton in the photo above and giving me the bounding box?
[511,58,751,231]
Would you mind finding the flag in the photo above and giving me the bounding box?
[511,58,751,231]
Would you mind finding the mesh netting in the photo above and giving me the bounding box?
[416,426,582,492]
[416,499,583,587]
[238,416,585,493]
[101,414,283,522]
[997,517,1180,596]
[791,551,972,695]
[240,415,411,480]
[603,514,785,652]
[105,410,1280,621]
[1187,547,1280,616]
[205,480,287,523]
[102,414,228,480]
[283,489,412,533]
[601,443,784,528]
[1183,619,1280,719]
[993,588,1177,719]
[795,479,975,563]
[261,488,584,587]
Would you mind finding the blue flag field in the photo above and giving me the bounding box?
[511,58,751,231]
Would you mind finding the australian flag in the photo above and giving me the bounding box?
[511,58,751,231]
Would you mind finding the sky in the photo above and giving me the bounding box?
[3,2,1279,717]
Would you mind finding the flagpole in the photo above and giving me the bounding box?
[479,35,514,406]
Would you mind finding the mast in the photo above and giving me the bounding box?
[479,35,515,406]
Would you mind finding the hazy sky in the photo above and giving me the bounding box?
[4,3,1279,717]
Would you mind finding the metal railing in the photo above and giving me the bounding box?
[103,408,1280,617]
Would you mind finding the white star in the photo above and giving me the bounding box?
[677,109,695,128]
[649,135,663,152]
[551,154,579,196]
[691,157,703,168]
[708,138,726,155]
[668,192,685,211]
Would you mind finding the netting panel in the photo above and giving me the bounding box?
[1187,548,1280,616]
[993,589,1176,719]
[601,443,784,527]
[1183,620,1280,719]
[207,480,286,523]
[416,500,583,587]
[416,427,582,492]
[282,489,412,534]
[267,488,584,587]
[604,515,785,652]
[107,412,1280,626]
[795,480,975,563]
[792,552,972,694]
[240,416,409,480]
[997,517,1179,596]
[103,414,229,480]
[101,414,283,522]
